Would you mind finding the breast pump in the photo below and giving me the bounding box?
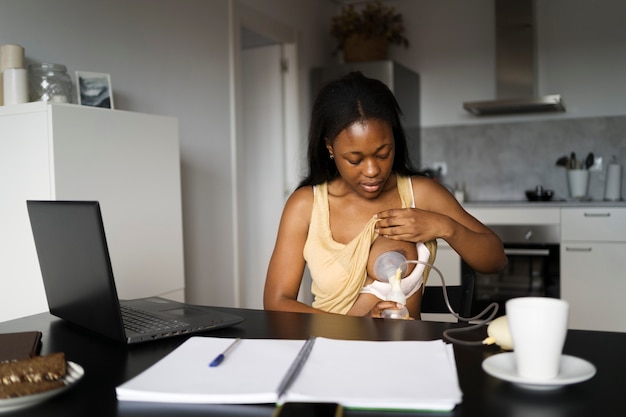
[373,251,410,319]
[372,250,506,348]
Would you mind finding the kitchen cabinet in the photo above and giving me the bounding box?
[0,102,184,322]
[466,207,561,226]
[422,241,462,322]
[427,207,561,320]
[429,204,626,331]
[560,208,626,332]
[444,206,561,285]
[429,242,461,288]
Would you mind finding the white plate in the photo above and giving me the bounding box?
[482,353,596,390]
[0,361,84,413]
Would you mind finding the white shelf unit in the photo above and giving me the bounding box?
[0,102,185,322]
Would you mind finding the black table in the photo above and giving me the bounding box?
[1,307,624,416]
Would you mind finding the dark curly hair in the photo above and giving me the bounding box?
[299,71,419,188]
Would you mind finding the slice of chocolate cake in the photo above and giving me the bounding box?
[0,352,67,398]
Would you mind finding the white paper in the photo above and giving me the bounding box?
[116,337,462,411]
[283,338,462,411]
[116,337,304,404]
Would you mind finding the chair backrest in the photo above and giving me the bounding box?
[421,273,475,320]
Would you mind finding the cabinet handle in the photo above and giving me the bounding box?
[504,248,550,256]
[583,212,611,217]
[565,247,592,252]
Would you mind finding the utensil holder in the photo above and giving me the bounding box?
[567,169,589,199]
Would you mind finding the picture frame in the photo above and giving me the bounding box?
[76,71,114,109]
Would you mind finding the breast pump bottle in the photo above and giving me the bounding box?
[373,251,410,319]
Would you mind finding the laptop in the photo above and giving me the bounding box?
[26,200,244,344]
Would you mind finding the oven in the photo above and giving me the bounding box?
[462,224,560,316]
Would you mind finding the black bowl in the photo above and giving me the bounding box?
[525,189,554,201]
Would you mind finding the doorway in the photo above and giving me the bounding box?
[232,2,299,309]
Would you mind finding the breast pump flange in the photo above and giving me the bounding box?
[373,250,502,345]
[373,251,410,319]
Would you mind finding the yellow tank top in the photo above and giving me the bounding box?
[304,174,435,314]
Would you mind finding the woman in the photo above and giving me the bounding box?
[264,72,507,318]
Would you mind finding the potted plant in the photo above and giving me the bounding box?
[330,1,409,62]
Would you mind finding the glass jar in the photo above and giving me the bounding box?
[29,63,73,103]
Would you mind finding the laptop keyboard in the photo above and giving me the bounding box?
[121,305,190,334]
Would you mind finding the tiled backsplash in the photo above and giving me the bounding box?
[421,115,626,201]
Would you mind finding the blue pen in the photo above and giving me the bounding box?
[209,338,242,367]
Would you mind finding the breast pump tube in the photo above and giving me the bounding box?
[373,251,410,319]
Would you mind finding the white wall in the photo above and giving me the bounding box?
[0,0,334,310]
[386,0,626,127]
[1,0,624,311]
[0,0,236,308]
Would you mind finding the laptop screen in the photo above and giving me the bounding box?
[27,200,126,341]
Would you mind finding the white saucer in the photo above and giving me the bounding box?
[482,353,596,391]
[0,361,84,413]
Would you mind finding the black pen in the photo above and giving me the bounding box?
[209,338,242,367]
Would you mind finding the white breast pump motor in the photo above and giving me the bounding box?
[374,251,409,319]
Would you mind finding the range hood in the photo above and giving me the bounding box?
[463,0,565,115]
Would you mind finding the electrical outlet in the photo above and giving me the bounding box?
[432,162,448,176]
[590,156,603,171]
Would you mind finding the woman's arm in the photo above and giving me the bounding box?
[263,187,327,314]
[375,177,507,274]
[264,187,405,317]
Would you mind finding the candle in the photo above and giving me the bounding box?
[0,44,25,71]
[1,44,26,106]
[3,68,28,105]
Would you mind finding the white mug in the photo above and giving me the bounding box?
[506,297,569,380]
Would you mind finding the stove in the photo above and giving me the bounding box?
[463,223,560,317]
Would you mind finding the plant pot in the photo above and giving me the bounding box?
[343,35,388,63]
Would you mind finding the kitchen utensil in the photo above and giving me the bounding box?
[585,152,595,170]
[569,152,578,169]
[525,185,554,201]
[555,155,569,167]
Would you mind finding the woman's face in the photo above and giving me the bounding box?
[326,118,395,199]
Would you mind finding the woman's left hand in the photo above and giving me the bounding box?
[374,207,445,243]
